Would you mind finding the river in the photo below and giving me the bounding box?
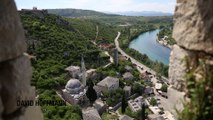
[129,29,171,65]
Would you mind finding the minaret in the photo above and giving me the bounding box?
[81,56,87,87]
[114,48,118,66]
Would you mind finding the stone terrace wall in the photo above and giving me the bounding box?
[0,0,43,119]
[169,0,213,91]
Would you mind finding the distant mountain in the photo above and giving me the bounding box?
[111,11,173,16]
[47,8,119,17]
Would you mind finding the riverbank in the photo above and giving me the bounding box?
[119,26,158,49]
[120,29,170,77]
[128,29,171,65]
[157,28,176,49]
[115,32,169,79]
[156,36,173,49]
[130,28,157,42]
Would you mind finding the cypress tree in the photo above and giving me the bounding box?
[86,81,97,104]
[121,93,127,113]
[141,103,145,120]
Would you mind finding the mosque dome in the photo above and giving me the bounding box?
[65,79,83,94]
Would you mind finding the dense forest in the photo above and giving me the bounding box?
[20,11,117,119]
[48,8,118,17]
[85,16,173,26]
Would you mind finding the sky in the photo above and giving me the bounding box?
[15,0,176,13]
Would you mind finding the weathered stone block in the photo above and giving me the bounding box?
[0,55,35,115]
[169,45,195,91]
[18,106,43,120]
[173,0,213,54]
[0,0,27,62]
[167,86,185,117]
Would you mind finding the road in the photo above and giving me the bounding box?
[114,32,184,119]
[151,77,184,119]
[114,32,168,81]
[91,25,114,68]
[103,51,113,68]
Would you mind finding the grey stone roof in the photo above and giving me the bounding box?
[97,76,119,88]
[65,79,83,94]
[119,115,134,120]
[65,65,80,71]
[123,72,134,80]
[82,107,101,120]
[144,87,154,94]
[93,85,102,95]
[148,114,165,120]
[125,65,133,71]
[123,86,131,91]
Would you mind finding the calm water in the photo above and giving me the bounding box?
[129,29,171,65]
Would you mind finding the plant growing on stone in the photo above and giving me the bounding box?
[160,84,168,92]
[179,58,213,120]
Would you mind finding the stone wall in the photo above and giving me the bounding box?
[0,0,43,119]
[169,0,213,91]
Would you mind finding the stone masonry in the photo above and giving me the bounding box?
[169,0,213,91]
[0,0,43,119]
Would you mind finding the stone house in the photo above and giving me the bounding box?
[97,76,119,93]
[65,66,81,78]
[82,107,101,120]
[123,72,134,81]
[123,86,131,98]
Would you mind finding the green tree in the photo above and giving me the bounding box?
[156,73,162,80]
[132,83,144,94]
[86,81,97,104]
[150,97,157,106]
[121,94,127,113]
[106,98,113,106]
[161,84,168,92]
[141,103,145,120]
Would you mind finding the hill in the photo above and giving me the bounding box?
[46,8,172,27]
[84,15,173,26]
[114,11,173,16]
[19,9,172,119]
[47,8,118,17]
[19,10,117,120]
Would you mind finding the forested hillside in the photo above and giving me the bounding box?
[84,16,173,26]
[65,18,117,44]
[19,11,116,120]
[19,9,173,119]
[48,9,172,26]
[48,8,118,17]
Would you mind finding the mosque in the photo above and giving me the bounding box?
[61,57,88,105]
